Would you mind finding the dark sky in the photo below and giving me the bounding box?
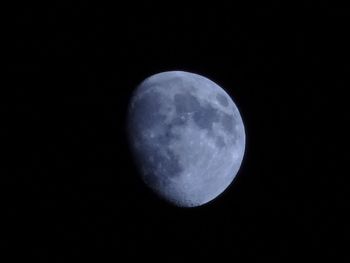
[5,2,348,262]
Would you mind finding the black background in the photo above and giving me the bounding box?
[4,2,348,262]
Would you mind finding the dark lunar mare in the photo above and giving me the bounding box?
[133,139,183,186]
[174,92,222,133]
[129,89,167,131]
[215,136,226,148]
[174,93,201,114]
[173,91,235,140]
[128,89,184,187]
[216,93,229,107]
[221,113,235,133]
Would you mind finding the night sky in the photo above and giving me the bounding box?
[5,2,348,261]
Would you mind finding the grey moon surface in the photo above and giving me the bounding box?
[127,71,246,207]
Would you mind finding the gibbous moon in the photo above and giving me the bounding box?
[127,71,246,207]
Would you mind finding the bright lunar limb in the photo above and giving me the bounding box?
[127,71,246,207]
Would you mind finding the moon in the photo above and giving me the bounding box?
[127,71,246,207]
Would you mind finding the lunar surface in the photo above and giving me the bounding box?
[127,71,245,207]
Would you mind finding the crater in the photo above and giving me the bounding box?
[216,93,229,107]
